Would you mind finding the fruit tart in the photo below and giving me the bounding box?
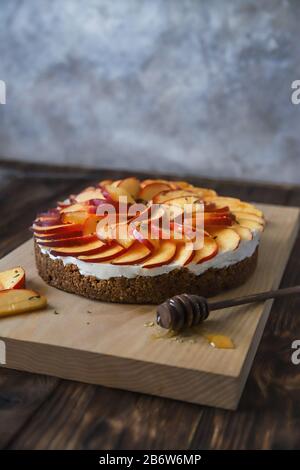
[32,177,265,304]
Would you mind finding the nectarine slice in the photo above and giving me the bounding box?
[78,243,126,262]
[102,184,135,205]
[139,182,172,201]
[142,240,177,268]
[32,223,83,234]
[192,237,218,264]
[37,234,98,248]
[50,240,107,256]
[111,241,151,265]
[235,218,264,232]
[0,267,26,291]
[208,228,241,252]
[231,210,265,226]
[0,289,47,317]
[231,225,253,241]
[75,189,105,203]
[117,177,140,199]
[172,243,195,266]
[153,190,195,204]
[61,211,90,225]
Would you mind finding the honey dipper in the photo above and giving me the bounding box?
[156,286,300,331]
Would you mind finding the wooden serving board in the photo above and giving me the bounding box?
[0,203,299,409]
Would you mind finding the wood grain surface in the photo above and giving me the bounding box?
[0,160,300,449]
[0,204,299,410]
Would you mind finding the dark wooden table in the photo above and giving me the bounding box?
[0,159,300,450]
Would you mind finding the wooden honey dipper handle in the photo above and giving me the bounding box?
[208,285,300,311]
[156,286,300,330]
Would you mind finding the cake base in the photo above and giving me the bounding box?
[35,243,258,304]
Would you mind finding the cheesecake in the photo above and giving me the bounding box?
[32,177,265,304]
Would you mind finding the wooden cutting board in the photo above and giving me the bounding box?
[0,203,299,409]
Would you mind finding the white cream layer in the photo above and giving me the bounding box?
[39,231,260,280]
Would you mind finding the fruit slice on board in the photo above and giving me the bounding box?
[0,289,47,318]
[0,267,26,291]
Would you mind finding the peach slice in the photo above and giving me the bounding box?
[37,234,98,248]
[171,243,195,266]
[208,228,241,252]
[32,223,83,234]
[78,243,126,262]
[0,289,47,317]
[204,213,233,226]
[102,184,135,205]
[83,215,105,235]
[34,215,62,227]
[235,218,264,232]
[34,229,83,240]
[131,225,157,252]
[140,179,177,190]
[231,225,253,241]
[75,189,106,203]
[142,240,177,268]
[61,211,90,225]
[188,188,217,198]
[111,241,151,265]
[205,197,263,217]
[192,237,218,264]
[50,239,107,257]
[231,210,265,226]
[99,179,113,186]
[139,182,172,201]
[153,190,195,204]
[163,195,200,208]
[117,177,140,199]
[0,267,26,291]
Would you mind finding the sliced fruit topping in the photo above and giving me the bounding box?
[235,218,264,232]
[116,177,140,199]
[75,189,105,203]
[50,239,107,257]
[111,241,151,265]
[153,190,195,204]
[83,215,105,235]
[231,210,265,226]
[0,289,47,317]
[78,242,126,262]
[171,243,195,266]
[61,211,90,225]
[231,225,253,241]
[0,267,26,291]
[205,196,263,217]
[191,237,219,264]
[208,228,241,252]
[32,223,83,234]
[37,234,98,248]
[142,240,177,268]
[139,182,172,201]
[102,184,135,205]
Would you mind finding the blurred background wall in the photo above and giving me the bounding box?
[0,0,300,183]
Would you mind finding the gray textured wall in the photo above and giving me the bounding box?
[0,0,300,183]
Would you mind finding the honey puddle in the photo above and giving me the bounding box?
[147,324,234,349]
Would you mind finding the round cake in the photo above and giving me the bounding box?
[32,177,265,304]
